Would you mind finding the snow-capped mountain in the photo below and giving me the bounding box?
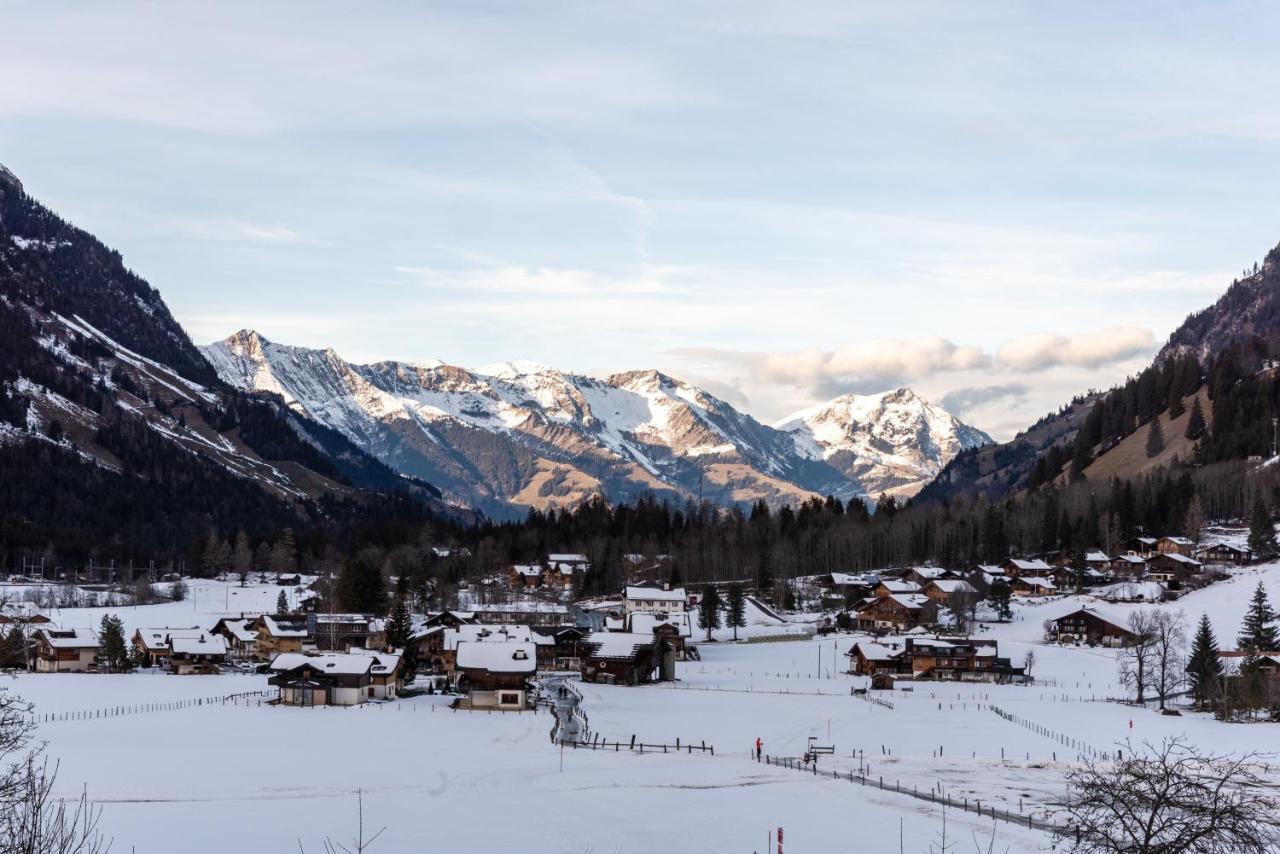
[203,331,991,516]
[775,389,993,499]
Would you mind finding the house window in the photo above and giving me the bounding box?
[500,692,520,705]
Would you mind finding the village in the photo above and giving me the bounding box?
[0,522,1277,852]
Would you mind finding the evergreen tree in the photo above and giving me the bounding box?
[987,579,1013,622]
[0,624,27,669]
[276,590,289,615]
[233,530,253,585]
[1184,396,1206,440]
[385,595,412,650]
[337,554,388,614]
[725,583,746,641]
[1144,418,1165,459]
[1248,498,1278,559]
[1168,392,1185,419]
[1185,613,1222,708]
[98,614,129,672]
[697,584,722,641]
[1237,581,1278,653]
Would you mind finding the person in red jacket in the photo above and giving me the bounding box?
[755,737,763,760]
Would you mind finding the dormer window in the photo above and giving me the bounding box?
[512,649,528,660]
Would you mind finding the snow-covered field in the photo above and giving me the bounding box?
[2,565,1277,853]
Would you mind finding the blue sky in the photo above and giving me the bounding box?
[3,1,1278,439]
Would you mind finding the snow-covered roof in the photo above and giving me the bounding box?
[584,631,655,660]
[1016,577,1057,590]
[444,624,533,650]
[1053,607,1131,633]
[1196,542,1250,554]
[37,627,97,648]
[216,618,258,643]
[975,565,1003,574]
[512,564,543,576]
[926,580,974,594]
[472,601,569,614]
[628,611,692,638]
[884,593,932,610]
[1084,551,1109,563]
[269,652,373,676]
[851,641,901,662]
[170,635,228,656]
[1113,553,1146,564]
[134,627,206,652]
[909,567,948,580]
[455,641,536,674]
[1159,536,1194,546]
[547,553,588,563]
[1007,558,1052,572]
[828,572,871,586]
[878,580,921,593]
[260,615,308,638]
[1150,552,1201,566]
[348,648,403,675]
[624,585,685,603]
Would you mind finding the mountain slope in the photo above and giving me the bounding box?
[203,332,990,515]
[775,389,991,499]
[0,164,449,560]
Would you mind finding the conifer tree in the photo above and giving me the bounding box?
[725,583,746,641]
[1248,498,1278,559]
[337,554,388,614]
[1237,582,1278,653]
[276,590,289,615]
[987,579,1013,622]
[1,624,27,669]
[697,584,722,641]
[98,614,129,673]
[1145,418,1165,458]
[1185,613,1222,708]
[1168,392,1185,419]
[385,595,412,650]
[1184,396,1206,440]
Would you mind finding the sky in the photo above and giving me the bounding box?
[2,1,1279,440]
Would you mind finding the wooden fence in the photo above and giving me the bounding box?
[31,688,279,724]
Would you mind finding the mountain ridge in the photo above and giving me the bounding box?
[203,329,991,517]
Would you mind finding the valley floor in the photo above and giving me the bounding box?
[3,564,1278,853]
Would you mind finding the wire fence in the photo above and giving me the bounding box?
[30,688,279,724]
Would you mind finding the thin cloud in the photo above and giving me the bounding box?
[996,327,1155,371]
[940,383,1030,415]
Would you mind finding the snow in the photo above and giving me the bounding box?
[269,653,372,676]
[5,565,1278,853]
[624,585,685,604]
[169,634,227,656]
[455,640,536,673]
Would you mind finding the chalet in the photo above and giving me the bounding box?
[168,634,228,674]
[580,631,674,685]
[1109,552,1147,577]
[268,653,375,706]
[1125,537,1159,557]
[874,579,921,597]
[854,594,939,632]
[1195,542,1253,566]
[623,585,687,614]
[1218,651,1280,677]
[921,579,976,604]
[308,613,384,651]
[471,602,569,627]
[1083,551,1111,571]
[0,602,49,626]
[210,617,259,661]
[132,627,206,668]
[1046,608,1135,647]
[846,641,904,677]
[1002,558,1052,578]
[544,554,591,590]
[823,572,877,592]
[1156,536,1195,556]
[33,627,98,672]
[440,624,533,676]
[349,649,404,699]
[455,641,536,709]
[1143,552,1203,582]
[422,610,478,630]
[509,564,543,589]
[253,615,309,660]
[847,638,1024,683]
[904,566,954,584]
[1010,577,1057,597]
[626,611,692,659]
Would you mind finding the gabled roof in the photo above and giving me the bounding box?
[1159,536,1195,546]
[878,580,921,593]
[260,615,308,638]
[213,618,259,643]
[1112,553,1146,564]
[134,627,205,652]
[269,652,373,676]
[925,579,975,595]
[170,635,227,656]
[624,585,685,603]
[455,641,536,674]
[1148,552,1202,565]
[583,631,656,660]
[1052,607,1132,634]
[1006,558,1052,572]
[1084,551,1109,562]
[36,627,98,648]
[547,553,589,563]
[512,564,543,576]
[850,641,903,662]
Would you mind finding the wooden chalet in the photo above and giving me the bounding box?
[1046,608,1135,647]
[1002,558,1053,578]
[580,631,675,685]
[454,641,535,709]
[623,585,687,614]
[903,566,955,584]
[921,579,976,604]
[847,638,1024,683]
[0,603,49,626]
[132,627,205,668]
[847,641,904,677]
[1124,537,1159,557]
[1143,552,1203,582]
[1195,542,1253,565]
[268,653,374,706]
[168,634,228,674]
[874,579,922,597]
[1010,576,1058,597]
[508,564,544,589]
[252,615,309,660]
[33,627,98,672]
[1109,552,1147,577]
[1155,536,1195,556]
[854,594,938,632]
[308,613,384,651]
[210,617,259,661]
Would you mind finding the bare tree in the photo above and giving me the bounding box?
[1118,610,1158,705]
[1055,737,1280,854]
[1151,611,1187,711]
[0,689,109,854]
